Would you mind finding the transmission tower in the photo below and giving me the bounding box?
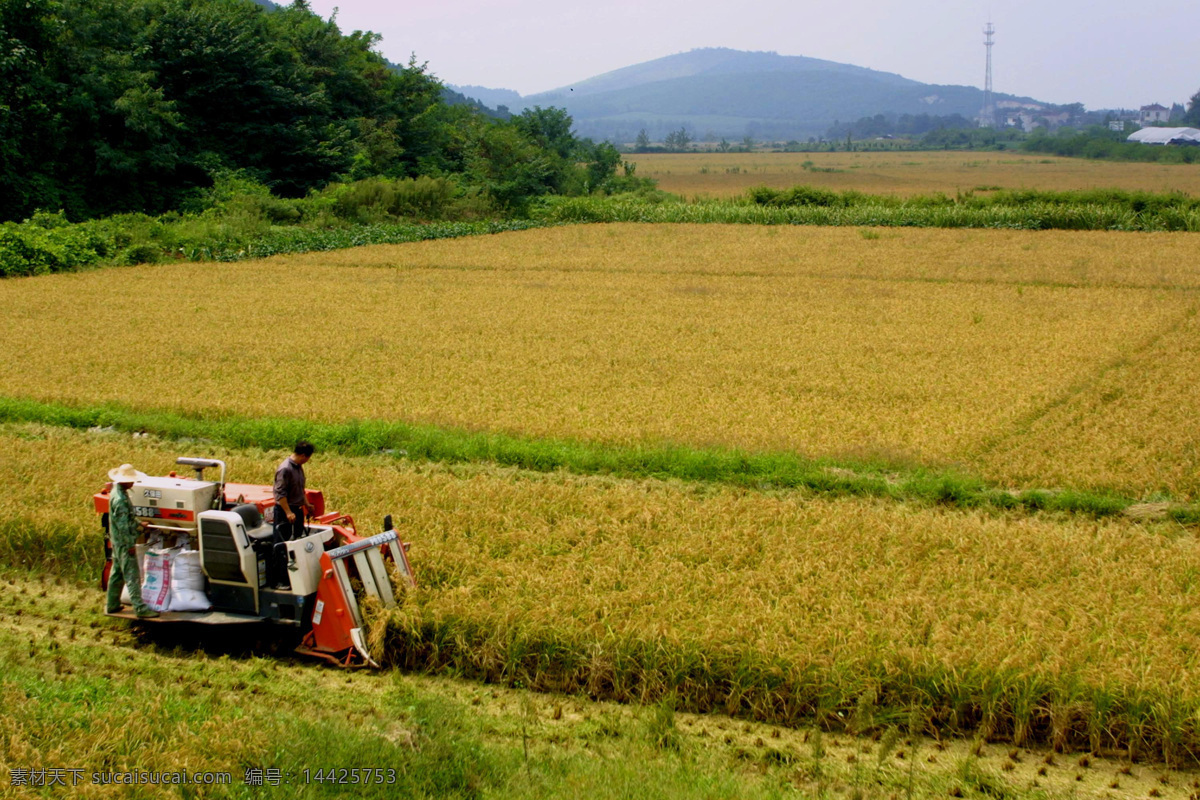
[980,21,996,127]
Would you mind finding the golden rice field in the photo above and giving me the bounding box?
[4,224,1199,496]
[627,151,1200,199]
[5,424,1199,756]
[977,307,1200,493]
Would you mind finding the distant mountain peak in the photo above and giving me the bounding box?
[532,47,920,100]
[455,47,1047,141]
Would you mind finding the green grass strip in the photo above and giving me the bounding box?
[0,395,1146,517]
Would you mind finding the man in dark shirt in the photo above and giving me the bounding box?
[273,440,315,542]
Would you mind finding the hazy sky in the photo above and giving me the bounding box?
[304,0,1198,110]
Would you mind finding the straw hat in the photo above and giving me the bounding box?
[107,463,147,484]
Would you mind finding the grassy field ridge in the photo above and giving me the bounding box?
[0,396,1162,519]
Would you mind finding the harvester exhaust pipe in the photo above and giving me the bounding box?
[176,457,227,506]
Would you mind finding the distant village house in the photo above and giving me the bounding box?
[1139,104,1171,125]
[1003,110,1072,132]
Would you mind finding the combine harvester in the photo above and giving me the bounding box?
[94,457,414,667]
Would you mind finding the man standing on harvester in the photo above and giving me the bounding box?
[274,441,315,541]
[105,463,159,618]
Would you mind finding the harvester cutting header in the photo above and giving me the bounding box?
[94,453,414,667]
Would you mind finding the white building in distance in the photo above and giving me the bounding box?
[1139,104,1171,125]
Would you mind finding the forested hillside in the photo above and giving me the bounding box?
[0,0,619,222]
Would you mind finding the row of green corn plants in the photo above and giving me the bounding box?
[181,219,545,262]
[0,212,546,278]
[747,185,1200,214]
[534,189,1200,231]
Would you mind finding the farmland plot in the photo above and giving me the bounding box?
[5,424,1200,758]
[9,571,1192,800]
[628,151,1200,199]
[2,224,1197,494]
[975,307,1200,496]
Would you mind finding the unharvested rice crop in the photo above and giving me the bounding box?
[3,224,1198,495]
[5,424,1199,758]
[629,151,1200,199]
[975,308,1200,497]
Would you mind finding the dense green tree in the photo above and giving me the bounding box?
[506,106,586,194]
[464,120,557,213]
[585,142,621,190]
[0,0,437,218]
[513,106,575,160]
[144,0,353,197]
[0,0,70,218]
[1184,89,1200,127]
[663,127,692,152]
[0,0,604,222]
[387,56,464,176]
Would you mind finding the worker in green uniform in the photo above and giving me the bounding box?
[105,463,159,618]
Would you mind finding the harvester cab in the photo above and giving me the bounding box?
[96,456,415,667]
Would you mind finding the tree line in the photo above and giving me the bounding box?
[0,0,630,222]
